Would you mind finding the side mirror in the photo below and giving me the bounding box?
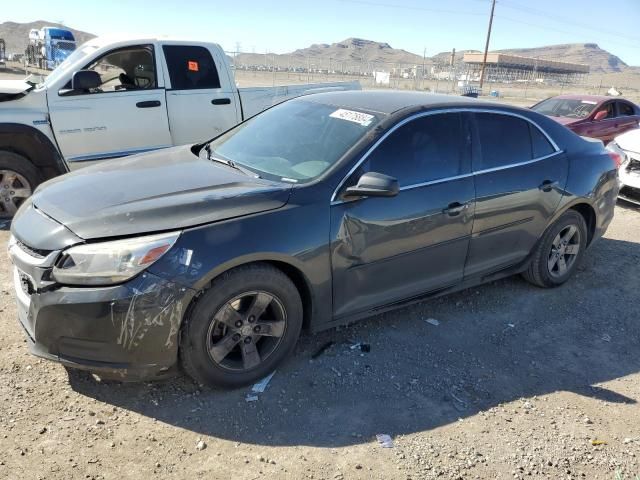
[593,110,608,121]
[71,70,101,91]
[344,172,399,198]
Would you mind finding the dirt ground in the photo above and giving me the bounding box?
[0,202,639,480]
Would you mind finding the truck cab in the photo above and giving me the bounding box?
[0,36,359,217]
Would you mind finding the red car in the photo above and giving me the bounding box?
[531,94,640,144]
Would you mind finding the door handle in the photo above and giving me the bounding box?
[136,100,161,108]
[211,98,231,105]
[443,202,469,216]
[538,180,559,192]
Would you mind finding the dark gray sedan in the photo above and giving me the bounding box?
[9,91,619,388]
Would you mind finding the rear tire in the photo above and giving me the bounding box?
[0,150,39,218]
[179,263,303,389]
[522,209,588,288]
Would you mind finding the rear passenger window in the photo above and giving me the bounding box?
[618,102,635,116]
[475,113,532,170]
[361,113,465,186]
[163,45,221,90]
[529,124,555,158]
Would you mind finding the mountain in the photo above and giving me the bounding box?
[495,43,628,74]
[0,21,95,54]
[234,38,427,71]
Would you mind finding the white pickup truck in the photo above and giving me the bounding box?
[0,36,360,216]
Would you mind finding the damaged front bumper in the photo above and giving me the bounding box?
[9,237,196,381]
[619,155,640,206]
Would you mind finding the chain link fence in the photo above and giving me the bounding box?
[226,50,640,106]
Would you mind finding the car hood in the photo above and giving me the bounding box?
[31,145,293,240]
[614,128,640,154]
[0,79,32,95]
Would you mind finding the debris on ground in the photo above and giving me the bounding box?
[349,342,371,353]
[425,318,440,326]
[196,439,207,451]
[245,394,259,402]
[602,334,612,342]
[591,439,607,446]
[251,371,276,393]
[376,434,394,448]
[312,341,334,359]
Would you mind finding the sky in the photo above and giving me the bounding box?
[4,0,640,65]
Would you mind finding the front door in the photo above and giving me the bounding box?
[330,112,475,318]
[48,44,172,166]
[161,44,240,145]
[464,112,568,278]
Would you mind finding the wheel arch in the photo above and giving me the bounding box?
[185,255,317,332]
[0,123,67,181]
[568,202,596,246]
[547,199,597,247]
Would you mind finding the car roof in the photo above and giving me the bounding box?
[551,94,630,103]
[301,90,509,115]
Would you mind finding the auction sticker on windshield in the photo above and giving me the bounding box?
[330,109,375,126]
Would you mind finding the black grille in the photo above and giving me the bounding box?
[16,240,51,259]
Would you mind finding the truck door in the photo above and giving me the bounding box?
[161,44,241,145]
[47,44,172,167]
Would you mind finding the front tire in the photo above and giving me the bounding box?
[522,209,588,288]
[179,263,303,389]
[0,151,39,218]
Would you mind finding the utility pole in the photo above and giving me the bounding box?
[479,0,496,90]
[421,47,426,90]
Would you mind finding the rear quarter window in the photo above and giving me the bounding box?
[529,124,555,158]
[163,45,221,90]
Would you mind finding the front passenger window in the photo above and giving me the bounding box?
[359,113,465,187]
[83,45,156,92]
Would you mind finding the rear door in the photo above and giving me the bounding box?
[48,44,172,166]
[161,44,241,145]
[464,111,568,278]
[330,112,475,318]
[614,101,640,136]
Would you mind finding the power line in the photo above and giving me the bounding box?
[498,0,640,43]
[339,0,488,16]
[494,14,639,50]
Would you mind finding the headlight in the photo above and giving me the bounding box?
[52,231,181,286]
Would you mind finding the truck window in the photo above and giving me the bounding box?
[163,45,221,90]
[83,45,157,92]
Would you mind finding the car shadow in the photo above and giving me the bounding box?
[67,236,640,447]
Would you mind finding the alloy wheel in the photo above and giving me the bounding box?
[206,291,287,371]
[0,170,32,217]
[547,224,581,278]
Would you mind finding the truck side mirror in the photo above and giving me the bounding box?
[71,70,101,91]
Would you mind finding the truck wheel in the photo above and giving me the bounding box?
[0,151,39,218]
[179,263,303,389]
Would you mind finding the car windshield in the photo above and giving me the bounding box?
[39,44,98,88]
[205,99,381,183]
[531,98,598,119]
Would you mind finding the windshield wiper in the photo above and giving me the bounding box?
[203,144,259,178]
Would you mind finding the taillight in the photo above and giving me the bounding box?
[607,151,622,168]
[605,142,626,169]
